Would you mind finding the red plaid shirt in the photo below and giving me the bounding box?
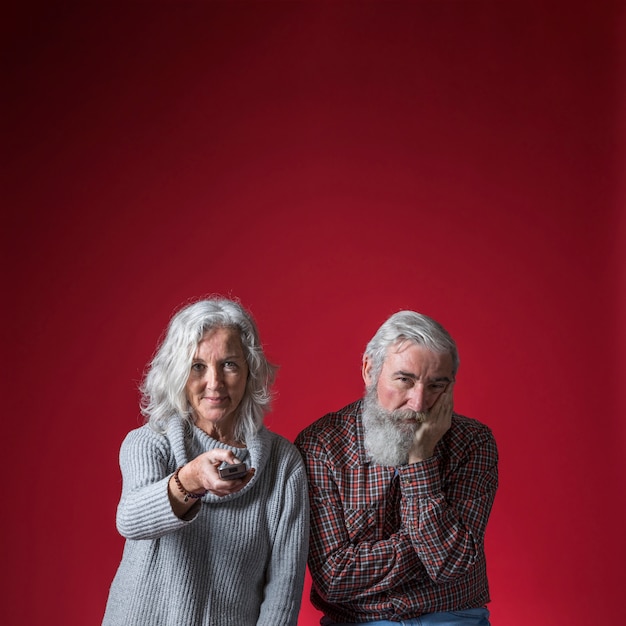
[295,400,498,623]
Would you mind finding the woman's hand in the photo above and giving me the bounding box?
[168,449,255,516]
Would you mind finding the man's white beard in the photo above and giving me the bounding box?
[362,387,428,466]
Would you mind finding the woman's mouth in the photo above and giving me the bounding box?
[203,395,226,404]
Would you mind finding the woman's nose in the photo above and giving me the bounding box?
[204,366,223,389]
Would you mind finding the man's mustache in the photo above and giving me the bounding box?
[389,409,429,424]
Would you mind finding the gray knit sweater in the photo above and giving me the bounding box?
[102,418,309,626]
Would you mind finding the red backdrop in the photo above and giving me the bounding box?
[4,2,625,625]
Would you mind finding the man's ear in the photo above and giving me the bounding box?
[362,356,374,387]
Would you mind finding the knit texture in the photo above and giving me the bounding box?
[103,418,309,626]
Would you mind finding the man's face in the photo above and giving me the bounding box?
[363,341,454,416]
[360,341,454,466]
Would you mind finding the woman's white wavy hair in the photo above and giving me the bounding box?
[140,297,277,441]
[363,310,459,384]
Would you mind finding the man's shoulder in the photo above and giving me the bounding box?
[448,413,497,452]
[451,413,493,434]
[295,399,362,447]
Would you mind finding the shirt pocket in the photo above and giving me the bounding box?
[343,508,379,543]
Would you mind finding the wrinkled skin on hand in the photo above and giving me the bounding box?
[408,382,454,463]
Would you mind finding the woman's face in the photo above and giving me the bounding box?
[185,326,249,438]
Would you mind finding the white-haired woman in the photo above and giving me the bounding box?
[103,298,309,626]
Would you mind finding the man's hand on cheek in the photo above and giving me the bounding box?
[408,383,454,463]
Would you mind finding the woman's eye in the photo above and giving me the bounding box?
[191,363,206,373]
[223,361,238,371]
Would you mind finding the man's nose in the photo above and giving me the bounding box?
[406,385,425,412]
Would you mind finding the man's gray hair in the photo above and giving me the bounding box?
[363,310,459,384]
[140,297,277,441]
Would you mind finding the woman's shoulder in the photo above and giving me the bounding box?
[120,422,174,457]
[259,427,303,463]
[260,426,295,447]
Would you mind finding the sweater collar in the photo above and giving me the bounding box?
[166,416,271,502]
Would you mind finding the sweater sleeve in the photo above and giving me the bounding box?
[257,445,310,626]
[115,427,198,540]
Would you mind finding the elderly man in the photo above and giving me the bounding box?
[295,311,498,626]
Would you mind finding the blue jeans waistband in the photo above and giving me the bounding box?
[321,606,490,626]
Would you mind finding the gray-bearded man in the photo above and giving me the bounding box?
[295,310,498,626]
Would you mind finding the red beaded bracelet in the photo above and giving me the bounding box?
[173,467,206,502]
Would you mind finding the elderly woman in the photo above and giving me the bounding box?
[103,298,309,626]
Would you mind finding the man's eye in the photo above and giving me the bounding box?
[428,383,447,391]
